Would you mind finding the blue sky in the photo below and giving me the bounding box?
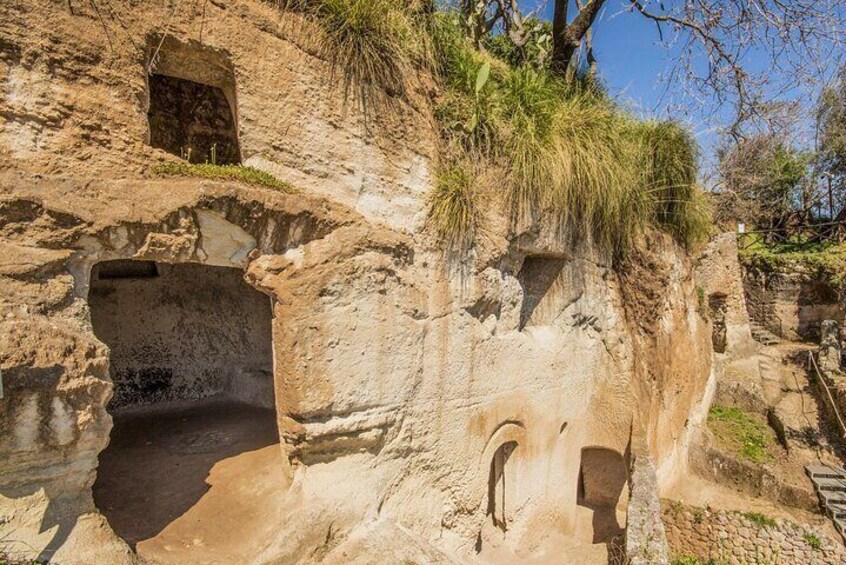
[537,2,724,157]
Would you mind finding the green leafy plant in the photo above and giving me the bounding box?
[153,163,294,192]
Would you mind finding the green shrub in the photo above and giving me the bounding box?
[804,532,822,550]
[708,405,775,463]
[153,163,293,192]
[739,235,846,286]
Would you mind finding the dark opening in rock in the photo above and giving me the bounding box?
[89,261,281,553]
[94,259,158,280]
[148,74,240,165]
[577,447,627,544]
[518,256,568,329]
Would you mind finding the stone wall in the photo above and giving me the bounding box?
[626,433,671,565]
[742,262,844,341]
[662,501,844,564]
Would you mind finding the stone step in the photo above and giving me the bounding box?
[807,464,846,479]
[827,503,846,520]
[749,323,783,346]
[819,489,846,505]
[810,476,846,492]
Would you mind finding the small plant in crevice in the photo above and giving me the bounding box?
[696,286,707,318]
[804,532,822,550]
[741,511,778,529]
[152,162,294,192]
[427,160,482,258]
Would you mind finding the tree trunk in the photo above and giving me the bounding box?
[550,0,568,74]
[551,0,605,76]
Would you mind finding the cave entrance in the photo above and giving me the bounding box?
[89,260,282,556]
[575,447,628,545]
[146,36,241,165]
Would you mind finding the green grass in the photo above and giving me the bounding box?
[708,405,776,463]
[741,511,778,529]
[153,163,293,192]
[430,12,709,257]
[739,235,846,286]
[804,532,822,550]
[671,557,721,565]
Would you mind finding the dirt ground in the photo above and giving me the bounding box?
[93,397,292,564]
[476,503,626,564]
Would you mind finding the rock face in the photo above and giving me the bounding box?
[742,260,845,341]
[0,1,714,563]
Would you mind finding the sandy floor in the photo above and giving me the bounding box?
[93,397,292,564]
[476,503,626,564]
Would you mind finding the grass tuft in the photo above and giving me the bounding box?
[153,162,294,192]
[428,161,481,256]
[286,0,430,115]
[708,405,776,463]
[741,511,778,529]
[280,6,711,256]
[804,532,822,550]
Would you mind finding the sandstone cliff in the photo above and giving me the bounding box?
[0,2,715,563]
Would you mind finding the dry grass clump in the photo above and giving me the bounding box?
[282,0,431,114]
[285,6,711,258]
[427,160,481,256]
[431,12,710,257]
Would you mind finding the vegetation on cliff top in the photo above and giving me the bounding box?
[433,9,709,257]
[284,0,710,258]
[738,235,846,286]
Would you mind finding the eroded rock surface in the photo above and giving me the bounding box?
[0,2,716,563]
